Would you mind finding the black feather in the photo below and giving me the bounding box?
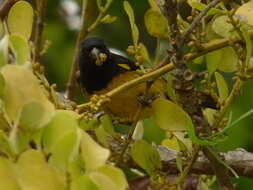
[78,37,138,93]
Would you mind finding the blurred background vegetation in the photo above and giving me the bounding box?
[40,0,253,189]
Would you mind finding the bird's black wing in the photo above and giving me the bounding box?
[110,53,139,71]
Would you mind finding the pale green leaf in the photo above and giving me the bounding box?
[162,135,180,151]
[152,98,189,131]
[42,110,78,152]
[95,125,109,148]
[19,102,45,130]
[144,9,169,38]
[89,171,117,190]
[0,72,5,97]
[7,1,34,39]
[49,131,78,172]
[98,165,128,190]
[236,0,253,26]
[100,115,115,136]
[71,175,99,190]
[0,35,9,67]
[212,15,234,38]
[217,47,238,72]
[1,65,55,123]
[81,131,110,172]
[15,150,65,190]
[131,140,161,175]
[167,73,177,102]
[206,48,222,79]
[132,121,144,141]
[0,157,20,190]
[9,35,30,65]
[215,72,229,102]
[123,1,139,46]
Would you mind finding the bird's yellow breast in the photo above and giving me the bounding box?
[92,71,165,121]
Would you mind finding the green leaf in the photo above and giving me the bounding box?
[167,73,177,102]
[1,65,55,123]
[71,175,99,190]
[7,1,34,39]
[15,150,65,190]
[49,131,78,171]
[139,43,150,62]
[152,98,189,131]
[97,165,128,190]
[123,1,139,46]
[42,110,78,153]
[0,19,3,36]
[89,171,117,190]
[206,49,222,79]
[215,72,229,102]
[236,0,253,26]
[212,15,234,38]
[80,131,110,172]
[242,28,252,67]
[217,47,238,72]
[19,102,46,130]
[131,140,161,175]
[0,72,5,98]
[0,35,9,67]
[9,35,30,65]
[148,0,160,11]
[230,108,253,129]
[99,115,115,136]
[0,130,12,157]
[95,125,109,148]
[100,15,117,24]
[144,9,169,38]
[187,118,216,146]
[0,157,20,190]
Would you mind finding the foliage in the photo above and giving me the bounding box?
[0,0,253,190]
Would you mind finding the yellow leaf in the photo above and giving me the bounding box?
[215,72,229,102]
[152,98,189,131]
[144,9,169,38]
[236,0,253,26]
[7,1,34,40]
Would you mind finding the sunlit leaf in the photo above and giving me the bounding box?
[0,157,20,190]
[132,121,144,141]
[236,0,253,26]
[7,1,34,39]
[89,171,117,190]
[174,132,192,152]
[98,165,128,190]
[1,65,55,123]
[0,35,8,67]
[162,135,180,151]
[15,150,65,190]
[215,72,229,102]
[212,15,234,38]
[123,1,139,46]
[144,9,169,38]
[217,47,238,72]
[9,35,30,65]
[206,48,222,79]
[19,102,46,130]
[152,98,189,131]
[131,140,161,175]
[71,175,99,190]
[42,110,78,153]
[80,131,110,172]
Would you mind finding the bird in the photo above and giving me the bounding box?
[77,37,165,122]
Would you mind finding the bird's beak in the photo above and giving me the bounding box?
[91,47,100,60]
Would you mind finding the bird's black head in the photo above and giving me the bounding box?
[78,37,121,94]
[79,37,110,64]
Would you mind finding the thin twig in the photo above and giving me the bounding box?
[33,0,47,63]
[179,0,222,46]
[66,0,90,100]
